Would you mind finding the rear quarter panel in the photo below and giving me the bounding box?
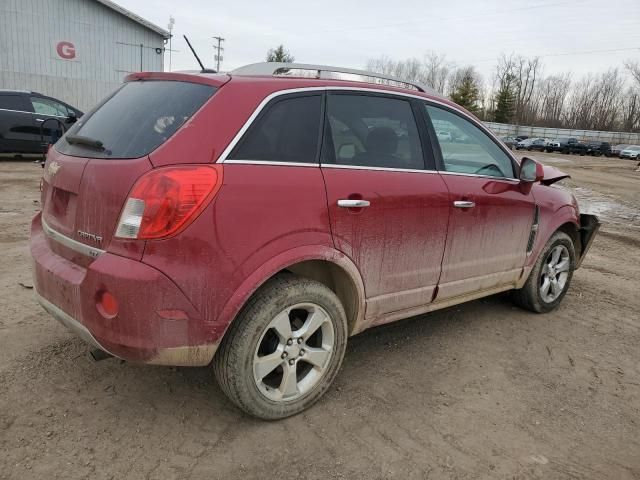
[141,164,335,342]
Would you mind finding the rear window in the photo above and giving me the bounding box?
[57,81,215,159]
[0,95,29,112]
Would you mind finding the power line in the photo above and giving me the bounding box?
[212,36,225,72]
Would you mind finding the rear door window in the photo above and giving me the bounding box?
[57,81,215,159]
[0,95,30,112]
[323,94,425,170]
[228,94,322,163]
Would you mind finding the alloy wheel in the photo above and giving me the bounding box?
[253,303,335,402]
[540,245,571,303]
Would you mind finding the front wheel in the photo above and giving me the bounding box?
[214,274,348,419]
[512,231,576,313]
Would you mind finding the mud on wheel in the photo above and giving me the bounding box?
[213,274,348,420]
[512,231,576,313]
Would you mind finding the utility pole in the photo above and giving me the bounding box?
[212,36,225,72]
[167,16,175,71]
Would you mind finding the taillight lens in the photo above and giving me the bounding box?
[115,165,223,240]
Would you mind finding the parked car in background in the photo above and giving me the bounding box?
[0,89,82,154]
[526,138,549,152]
[611,144,629,157]
[620,145,640,159]
[515,137,547,151]
[515,135,529,142]
[515,138,535,150]
[501,136,516,149]
[436,130,452,142]
[586,141,611,157]
[30,63,600,419]
[547,137,587,155]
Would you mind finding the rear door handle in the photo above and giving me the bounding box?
[453,200,475,208]
[338,199,370,208]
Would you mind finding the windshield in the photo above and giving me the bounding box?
[56,80,216,159]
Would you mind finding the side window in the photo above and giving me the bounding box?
[30,97,69,117]
[229,95,322,163]
[323,94,425,170]
[425,105,515,178]
[0,95,28,112]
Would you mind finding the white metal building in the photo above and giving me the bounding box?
[0,0,170,111]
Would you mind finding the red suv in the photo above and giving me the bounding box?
[30,63,599,419]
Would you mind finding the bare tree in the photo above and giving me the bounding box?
[566,69,624,130]
[534,74,572,127]
[621,88,640,132]
[366,51,639,133]
[493,54,542,125]
[365,53,453,94]
[422,51,453,93]
[625,60,640,87]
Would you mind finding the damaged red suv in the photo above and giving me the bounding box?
[31,63,599,419]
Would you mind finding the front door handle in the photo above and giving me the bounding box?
[453,200,475,208]
[338,199,370,208]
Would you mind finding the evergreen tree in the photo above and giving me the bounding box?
[493,74,516,123]
[266,45,295,63]
[450,68,481,114]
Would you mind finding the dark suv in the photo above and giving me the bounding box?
[586,141,611,157]
[0,89,82,154]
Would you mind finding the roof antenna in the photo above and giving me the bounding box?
[183,35,217,73]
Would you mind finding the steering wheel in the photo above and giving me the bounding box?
[474,163,504,176]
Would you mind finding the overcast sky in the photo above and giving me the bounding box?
[118,0,640,83]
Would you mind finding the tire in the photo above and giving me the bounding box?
[512,231,576,313]
[213,274,348,420]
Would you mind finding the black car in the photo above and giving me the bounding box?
[586,141,611,157]
[527,138,548,151]
[0,90,82,154]
[547,137,588,155]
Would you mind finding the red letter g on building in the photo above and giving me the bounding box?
[56,41,76,60]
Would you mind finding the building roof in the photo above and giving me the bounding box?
[95,0,171,39]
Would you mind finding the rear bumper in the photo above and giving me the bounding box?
[576,213,600,268]
[30,213,217,366]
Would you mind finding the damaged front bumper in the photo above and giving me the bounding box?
[576,213,600,268]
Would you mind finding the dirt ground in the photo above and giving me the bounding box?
[1,152,639,479]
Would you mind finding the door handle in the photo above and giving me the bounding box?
[35,118,44,122]
[338,199,370,208]
[453,200,475,208]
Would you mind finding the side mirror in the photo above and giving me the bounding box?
[66,111,78,124]
[519,157,544,183]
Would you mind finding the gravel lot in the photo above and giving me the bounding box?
[1,152,639,479]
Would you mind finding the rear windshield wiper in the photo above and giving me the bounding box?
[65,134,105,151]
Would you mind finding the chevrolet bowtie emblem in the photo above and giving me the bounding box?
[47,161,61,177]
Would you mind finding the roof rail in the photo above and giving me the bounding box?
[230,62,435,94]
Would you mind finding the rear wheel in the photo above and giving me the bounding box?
[214,274,348,419]
[512,231,576,313]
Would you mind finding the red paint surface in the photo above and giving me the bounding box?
[31,72,583,365]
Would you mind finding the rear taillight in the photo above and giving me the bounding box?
[115,165,223,240]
